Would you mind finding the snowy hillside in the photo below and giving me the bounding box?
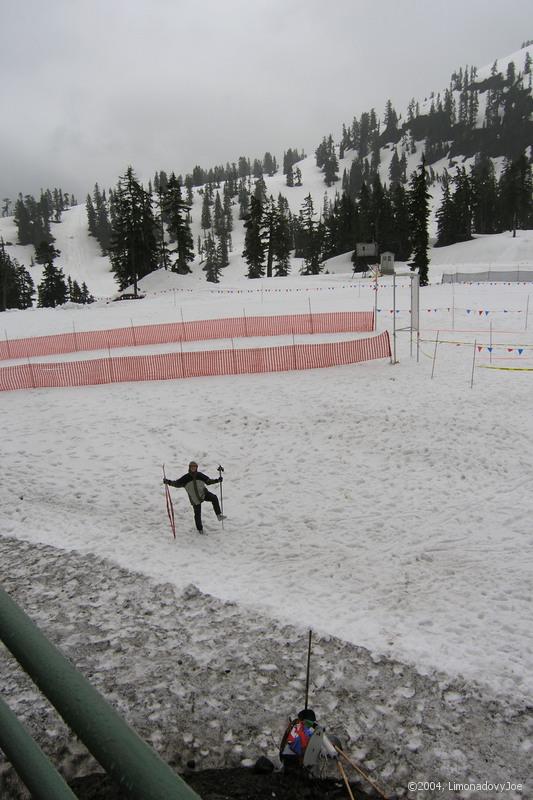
[1,43,533,800]
[1,227,533,798]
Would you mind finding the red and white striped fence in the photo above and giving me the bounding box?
[0,311,374,361]
[0,331,391,393]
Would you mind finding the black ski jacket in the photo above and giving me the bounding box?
[167,471,220,506]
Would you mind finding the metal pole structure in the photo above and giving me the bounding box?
[217,465,225,529]
[471,339,477,389]
[0,586,201,800]
[374,269,378,331]
[72,321,78,352]
[392,272,397,364]
[304,630,312,710]
[4,329,11,360]
[410,273,420,361]
[431,332,440,379]
[489,321,493,365]
[451,280,455,330]
[308,297,314,335]
[0,694,78,800]
[107,343,114,383]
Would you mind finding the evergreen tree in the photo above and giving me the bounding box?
[408,159,431,285]
[390,184,412,261]
[0,241,34,310]
[383,99,399,142]
[109,166,158,294]
[184,175,194,205]
[357,182,374,242]
[86,194,97,236]
[498,155,533,234]
[238,180,250,219]
[388,149,402,187]
[216,231,230,270]
[80,282,94,304]
[202,233,221,283]
[242,196,265,278]
[470,154,499,234]
[299,194,322,275]
[14,197,34,246]
[238,156,251,178]
[451,167,473,242]
[223,190,233,232]
[37,261,68,307]
[435,173,454,247]
[323,147,339,186]
[272,195,292,276]
[163,174,195,274]
[93,184,112,254]
[263,152,277,176]
[254,176,267,204]
[200,189,212,230]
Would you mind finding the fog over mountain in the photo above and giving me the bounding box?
[1,0,531,200]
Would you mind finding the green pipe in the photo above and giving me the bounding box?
[0,694,78,800]
[0,585,201,800]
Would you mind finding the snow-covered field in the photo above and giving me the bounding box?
[1,222,532,798]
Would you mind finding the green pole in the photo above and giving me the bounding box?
[0,694,78,800]
[0,586,201,800]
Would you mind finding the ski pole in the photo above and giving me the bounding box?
[335,746,389,800]
[162,464,176,539]
[217,464,224,526]
[336,760,356,800]
[304,629,312,710]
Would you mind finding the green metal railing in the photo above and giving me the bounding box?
[0,693,78,799]
[0,585,201,799]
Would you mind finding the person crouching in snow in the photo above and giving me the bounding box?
[163,461,225,534]
[280,709,317,771]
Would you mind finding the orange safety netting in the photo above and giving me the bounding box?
[0,331,391,393]
[0,311,374,361]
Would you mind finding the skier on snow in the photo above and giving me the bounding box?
[163,461,225,534]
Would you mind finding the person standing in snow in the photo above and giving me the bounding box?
[280,709,317,771]
[163,461,225,534]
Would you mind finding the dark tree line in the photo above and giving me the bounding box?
[13,188,75,249]
[7,187,94,310]
[241,160,431,285]
[107,166,197,291]
[0,239,34,311]
[436,154,533,246]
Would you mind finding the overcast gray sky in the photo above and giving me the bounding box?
[1,0,531,202]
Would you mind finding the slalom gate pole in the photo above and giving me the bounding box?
[336,759,356,800]
[304,629,312,709]
[162,464,176,539]
[217,465,224,528]
[335,746,389,799]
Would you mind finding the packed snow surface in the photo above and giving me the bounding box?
[1,207,532,797]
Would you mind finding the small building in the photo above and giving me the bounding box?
[380,251,395,275]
